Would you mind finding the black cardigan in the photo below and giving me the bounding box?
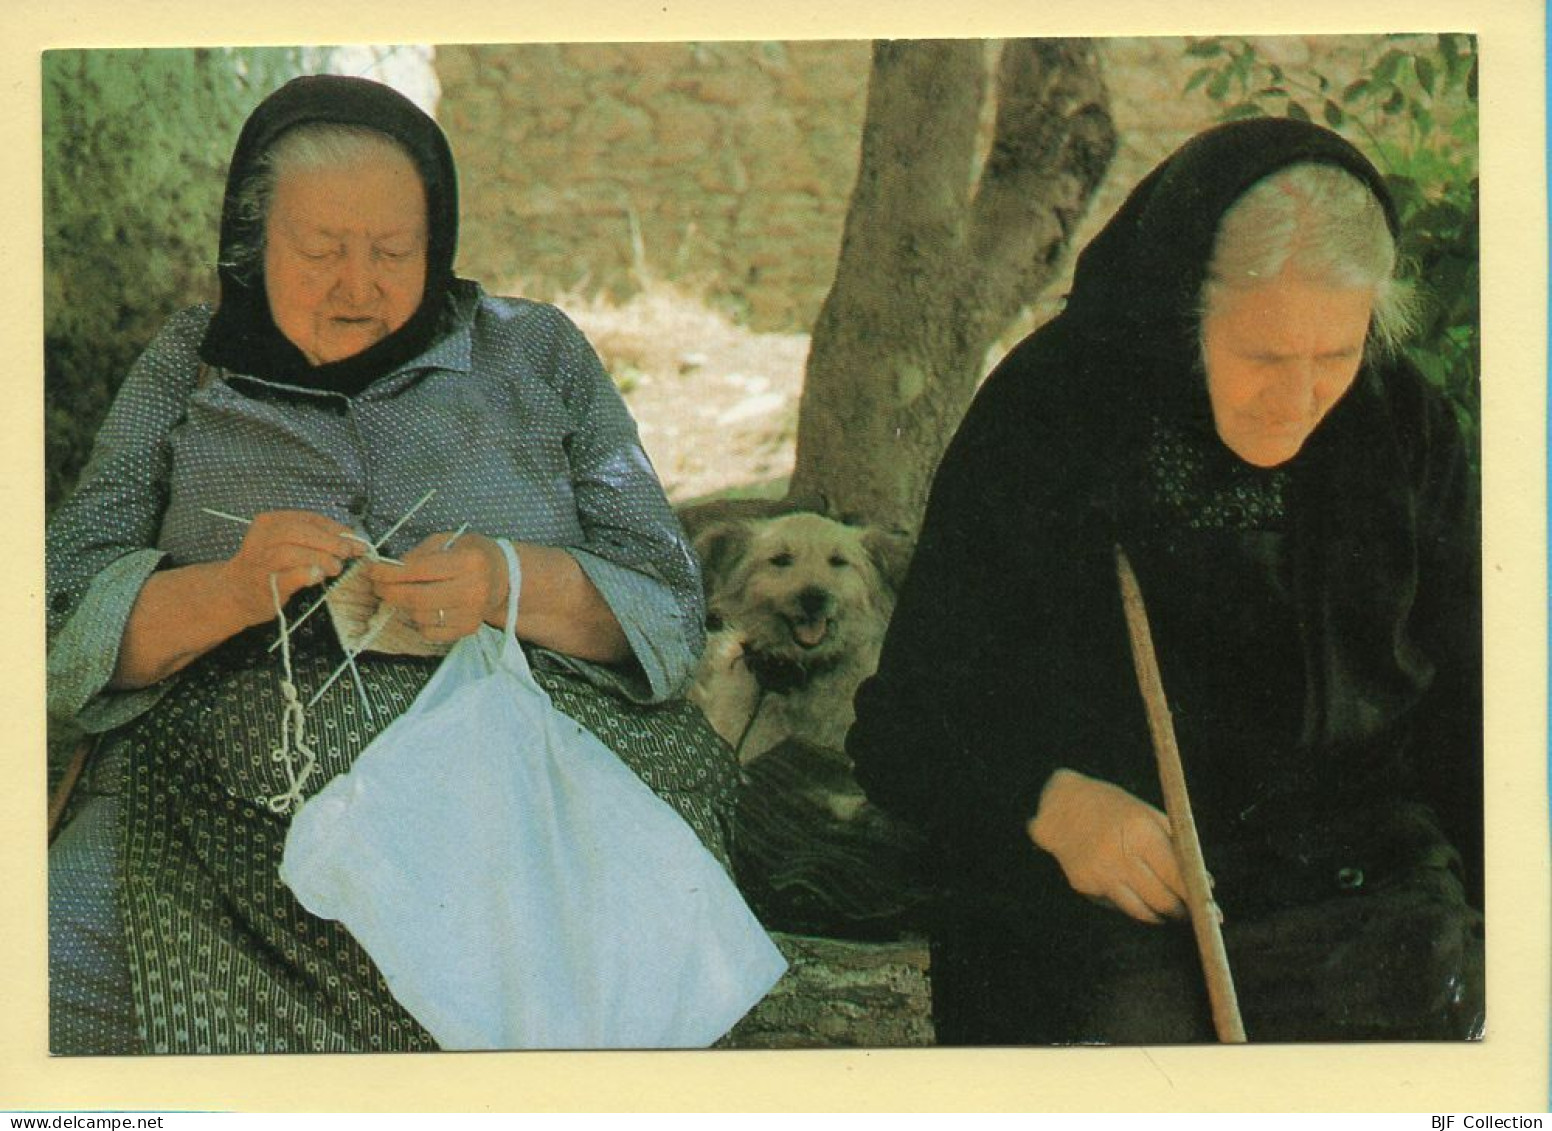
[847,119,1483,912]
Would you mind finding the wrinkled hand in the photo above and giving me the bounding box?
[216,510,363,628]
[1027,768,1188,925]
[366,531,509,644]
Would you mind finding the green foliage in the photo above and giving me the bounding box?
[1182,35,1480,463]
[43,47,306,512]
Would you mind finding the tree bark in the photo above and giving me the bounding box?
[788,39,1116,532]
[722,933,934,1048]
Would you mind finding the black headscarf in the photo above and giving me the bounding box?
[1047,116,1400,445]
[1061,118,1397,344]
[198,74,460,395]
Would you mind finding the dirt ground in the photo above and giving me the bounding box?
[564,286,810,506]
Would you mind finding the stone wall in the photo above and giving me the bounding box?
[436,40,870,331]
[436,36,1424,335]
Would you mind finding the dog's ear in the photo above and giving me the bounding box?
[692,520,753,598]
[677,496,809,541]
[861,525,915,595]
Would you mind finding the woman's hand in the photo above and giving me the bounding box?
[112,509,362,689]
[1027,768,1188,924]
[216,510,365,629]
[365,531,509,644]
[366,533,632,663]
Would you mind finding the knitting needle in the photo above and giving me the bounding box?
[369,487,438,556]
[263,551,374,722]
[200,507,404,564]
[306,520,472,704]
[322,523,469,693]
[205,498,402,702]
[305,518,468,708]
[306,608,399,709]
[265,488,437,652]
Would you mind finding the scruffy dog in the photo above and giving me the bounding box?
[690,512,907,763]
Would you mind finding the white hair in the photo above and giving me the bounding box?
[1201,162,1418,354]
[221,123,417,279]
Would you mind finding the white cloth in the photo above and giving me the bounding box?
[281,540,785,1049]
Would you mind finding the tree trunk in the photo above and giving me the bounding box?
[788,38,1116,532]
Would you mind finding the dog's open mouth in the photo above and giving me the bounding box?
[788,617,831,649]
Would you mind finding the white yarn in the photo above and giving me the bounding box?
[266,572,320,815]
[226,488,442,814]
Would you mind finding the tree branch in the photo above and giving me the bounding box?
[962,39,1116,338]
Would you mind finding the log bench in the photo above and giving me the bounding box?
[726,933,934,1048]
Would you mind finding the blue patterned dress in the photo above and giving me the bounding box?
[46,282,736,1054]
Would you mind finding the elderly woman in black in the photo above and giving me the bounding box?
[848,119,1483,1044]
[47,75,743,1054]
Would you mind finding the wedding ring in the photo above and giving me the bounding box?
[436,608,446,627]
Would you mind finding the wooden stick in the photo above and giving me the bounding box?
[1114,545,1247,1043]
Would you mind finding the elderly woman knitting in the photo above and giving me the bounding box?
[47,75,743,1054]
[849,119,1483,1044]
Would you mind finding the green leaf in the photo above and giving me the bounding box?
[1186,39,1225,57]
[1207,70,1231,100]
[1383,173,1422,208]
[1415,56,1437,94]
[1323,99,1344,127]
[1443,45,1471,88]
[1185,65,1215,94]
[1407,348,1446,389]
[1268,63,1284,82]
[1383,87,1406,114]
[1223,101,1264,121]
[1257,85,1288,98]
[1343,77,1373,103]
[1374,49,1406,84]
[1285,100,1311,122]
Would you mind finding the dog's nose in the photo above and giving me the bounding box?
[796,586,831,619]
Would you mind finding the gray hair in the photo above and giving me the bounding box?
[1200,162,1417,354]
[220,122,419,282]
